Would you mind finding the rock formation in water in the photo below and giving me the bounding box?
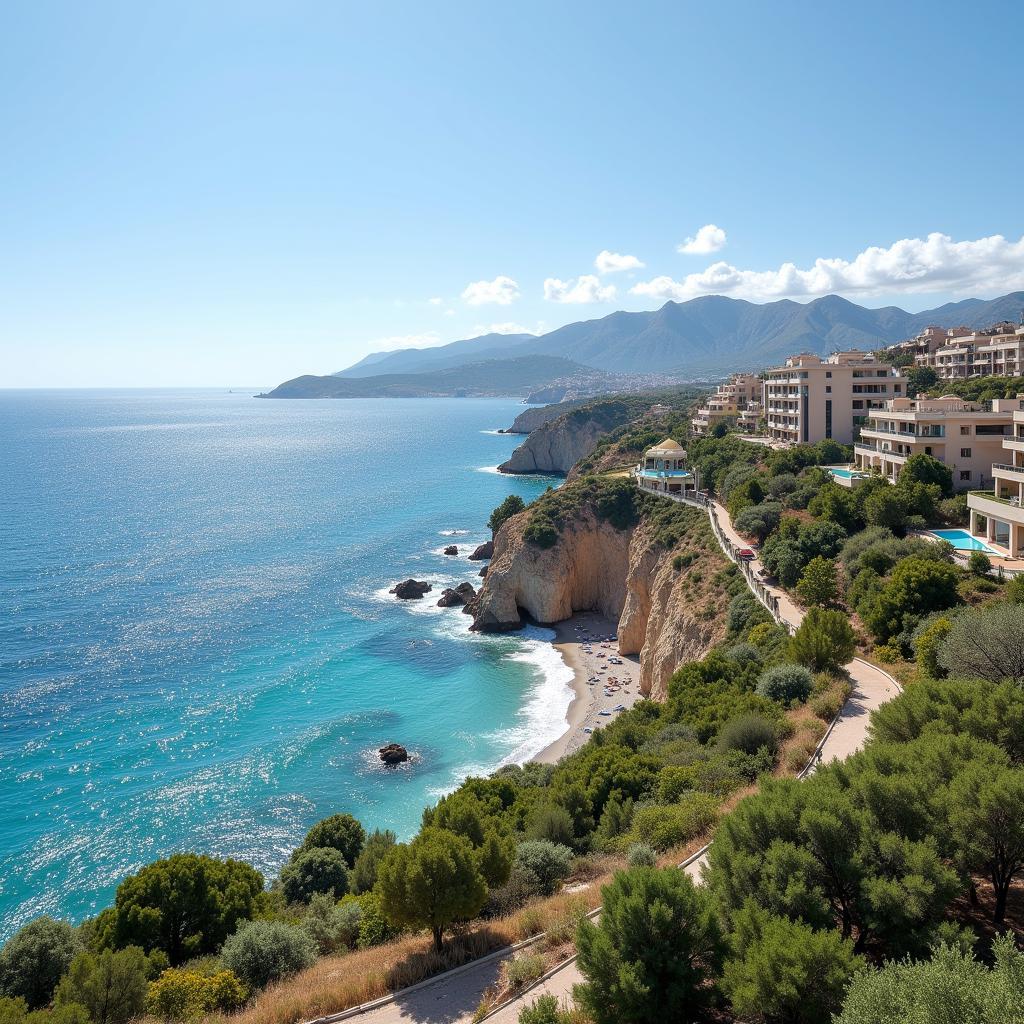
[437,582,477,607]
[468,540,493,560]
[379,743,408,765]
[390,579,432,600]
[471,506,727,700]
[443,545,459,555]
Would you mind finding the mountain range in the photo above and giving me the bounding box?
[264,291,1024,399]
[337,292,1024,378]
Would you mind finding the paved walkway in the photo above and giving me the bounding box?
[339,495,900,1024]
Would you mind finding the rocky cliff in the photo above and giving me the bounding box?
[471,504,728,700]
[498,401,636,475]
[504,398,589,434]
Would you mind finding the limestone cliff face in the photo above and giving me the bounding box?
[498,401,635,475]
[470,510,631,629]
[472,508,726,701]
[498,417,608,475]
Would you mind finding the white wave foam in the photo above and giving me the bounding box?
[493,628,575,765]
[438,529,471,536]
[476,465,504,475]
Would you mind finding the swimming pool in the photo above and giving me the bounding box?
[930,529,1000,554]
[826,466,867,481]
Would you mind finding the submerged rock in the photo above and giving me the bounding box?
[390,579,432,600]
[379,743,408,765]
[468,540,494,561]
[478,566,488,577]
[443,544,459,556]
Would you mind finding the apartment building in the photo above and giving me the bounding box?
[853,395,1024,490]
[762,351,907,446]
[967,408,1024,557]
[890,325,972,360]
[915,318,1024,379]
[691,373,761,435]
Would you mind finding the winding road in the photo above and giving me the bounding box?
[322,493,900,1024]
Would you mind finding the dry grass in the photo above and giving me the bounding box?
[209,883,616,1024]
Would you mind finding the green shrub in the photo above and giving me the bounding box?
[219,921,316,991]
[756,664,813,705]
[626,843,657,868]
[145,968,247,1021]
[789,607,857,672]
[514,841,573,896]
[295,813,365,868]
[507,953,546,990]
[0,917,81,1009]
[54,948,151,1024]
[575,868,724,1024]
[300,893,361,954]
[280,847,349,904]
[717,714,779,757]
[628,795,719,851]
[489,495,526,535]
[968,550,992,576]
[722,907,863,1024]
[835,935,1024,1024]
[350,829,396,894]
[810,690,844,722]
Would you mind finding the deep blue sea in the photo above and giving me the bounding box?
[0,390,566,939]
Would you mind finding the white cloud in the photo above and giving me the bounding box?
[444,308,456,317]
[677,224,727,254]
[543,275,617,304]
[595,250,645,274]
[461,275,520,306]
[370,331,444,352]
[428,296,443,306]
[632,232,1024,304]
[472,321,544,337]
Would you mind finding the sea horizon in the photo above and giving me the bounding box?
[0,389,569,939]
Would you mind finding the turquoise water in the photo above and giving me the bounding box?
[930,528,999,553]
[0,390,565,939]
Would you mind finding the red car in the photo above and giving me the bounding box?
[737,548,756,561]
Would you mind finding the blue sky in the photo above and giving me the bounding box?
[2,0,1022,387]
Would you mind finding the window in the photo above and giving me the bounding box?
[960,470,972,481]
[852,400,863,409]
[825,385,832,393]
[825,371,832,378]
[825,399,832,439]
[961,425,971,435]
[961,448,972,458]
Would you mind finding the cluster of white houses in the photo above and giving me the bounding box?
[645,316,1024,559]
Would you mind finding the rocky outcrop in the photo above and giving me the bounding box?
[471,510,632,631]
[437,582,477,607]
[505,400,584,434]
[468,540,494,561]
[379,743,408,765]
[498,402,636,475]
[443,545,459,556]
[471,508,726,700]
[390,579,432,600]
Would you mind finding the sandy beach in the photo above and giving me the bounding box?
[532,611,642,764]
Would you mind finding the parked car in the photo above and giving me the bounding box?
[737,548,756,561]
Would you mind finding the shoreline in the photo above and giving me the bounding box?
[531,611,642,764]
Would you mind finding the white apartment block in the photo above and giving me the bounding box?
[968,408,1024,557]
[691,373,762,435]
[854,395,1024,490]
[915,319,1024,379]
[762,351,907,446]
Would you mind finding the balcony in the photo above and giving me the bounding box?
[967,491,1024,526]
[993,463,1024,480]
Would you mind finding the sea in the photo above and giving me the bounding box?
[0,389,568,940]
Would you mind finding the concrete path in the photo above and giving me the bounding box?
[339,497,900,1024]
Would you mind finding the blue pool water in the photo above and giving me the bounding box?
[0,390,564,938]
[930,529,999,553]
[826,467,864,480]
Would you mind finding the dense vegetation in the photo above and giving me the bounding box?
[6,406,1024,1024]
